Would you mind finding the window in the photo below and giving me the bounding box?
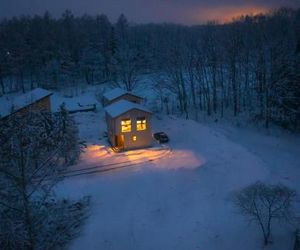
[136,117,146,131]
[132,135,137,141]
[121,119,131,132]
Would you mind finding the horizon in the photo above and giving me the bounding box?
[0,0,299,25]
[0,6,299,26]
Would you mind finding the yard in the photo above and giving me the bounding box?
[53,96,300,250]
[1,8,299,250]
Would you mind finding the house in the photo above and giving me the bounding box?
[0,88,53,120]
[105,100,153,151]
[102,88,143,107]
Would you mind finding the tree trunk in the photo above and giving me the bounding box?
[212,64,217,113]
[85,70,91,85]
[20,146,35,249]
[231,60,238,116]
[265,83,270,129]
[0,76,4,95]
[20,71,25,93]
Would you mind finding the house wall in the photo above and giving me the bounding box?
[106,113,115,147]
[107,109,153,150]
[1,96,52,122]
[103,94,143,107]
[17,96,51,115]
[31,96,51,111]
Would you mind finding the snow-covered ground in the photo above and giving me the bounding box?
[1,85,299,249]
[48,86,300,250]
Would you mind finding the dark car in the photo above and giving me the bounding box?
[153,132,169,143]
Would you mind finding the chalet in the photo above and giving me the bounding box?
[0,88,53,120]
[105,99,153,151]
[102,88,143,107]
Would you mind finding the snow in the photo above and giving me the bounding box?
[102,87,143,102]
[0,88,52,118]
[50,86,101,112]
[103,87,127,101]
[46,87,300,250]
[105,99,152,118]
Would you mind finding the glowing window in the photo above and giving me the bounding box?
[136,117,146,131]
[121,119,131,132]
[132,135,137,141]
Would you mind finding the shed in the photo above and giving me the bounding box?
[105,100,153,150]
[0,88,53,120]
[102,88,143,107]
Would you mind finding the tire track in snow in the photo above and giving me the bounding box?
[61,145,172,178]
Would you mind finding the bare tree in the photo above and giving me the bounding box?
[0,109,88,249]
[114,45,144,91]
[234,182,297,246]
[151,74,171,114]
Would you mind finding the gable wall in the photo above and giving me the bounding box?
[108,109,152,149]
[18,96,51,114]
[1,96,51,121]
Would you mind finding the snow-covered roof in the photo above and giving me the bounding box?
[105,100,152,118]
[0,88,53,118]
[103,88,143,101]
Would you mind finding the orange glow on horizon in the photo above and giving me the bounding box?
[191,6,269,24]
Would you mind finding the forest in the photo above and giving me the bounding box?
[0,8,299,130]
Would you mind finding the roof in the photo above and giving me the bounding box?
[103,88,143,101]
[0,88,53,118]
[104,100,152,118]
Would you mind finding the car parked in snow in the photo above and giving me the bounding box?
[153,132,169,143]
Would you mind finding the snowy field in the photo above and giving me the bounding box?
[50,87,300,250]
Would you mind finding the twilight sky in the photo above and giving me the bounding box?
[0,0,299,24]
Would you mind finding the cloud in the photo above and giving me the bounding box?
[0,0,299,24]
[163,0,299,8]
[161,0,300,23]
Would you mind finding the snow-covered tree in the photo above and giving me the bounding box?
[0,109,88,249]
[0,8,299,129]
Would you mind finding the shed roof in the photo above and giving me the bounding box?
[105,100,152,118]
[0,88,53,118]
[103,88,143,101]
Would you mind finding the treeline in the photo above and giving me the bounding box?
[0,8,299,129]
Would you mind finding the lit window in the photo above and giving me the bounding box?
[136,117,146,131]
[121,119,131,132]
[132,135,137,141]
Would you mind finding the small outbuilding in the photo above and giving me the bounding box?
[102,88,143,107]
[105,100,153,151]
[0,88,53,120]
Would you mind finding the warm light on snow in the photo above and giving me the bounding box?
[117,146,168,162]
[83,145,108,160]
[75,144,171,170]
[85,144,106,154]
[73,143,204,173]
